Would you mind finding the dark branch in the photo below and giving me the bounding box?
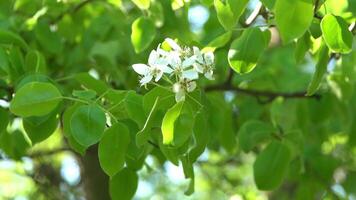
[205,84,321,101]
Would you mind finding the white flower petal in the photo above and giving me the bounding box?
[155,70,163,82]
[158,65,173,74]
[173,83,181,93]
[165,38,181,51]
[182,69,199,80]
[132,64,150,75]
[187,81,196,92]
[193,46,204,63]
[182,55,196,68]
[193,63,204,73]
[204,52,214,65]
[204,71,214,80]
[148,50,159,66]
[140,74,153,85]
[175,90,185,102]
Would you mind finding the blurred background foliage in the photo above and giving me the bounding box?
[0,0,355,199]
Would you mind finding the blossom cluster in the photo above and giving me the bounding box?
[132,38,215,102]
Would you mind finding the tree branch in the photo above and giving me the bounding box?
[205,84,321,101]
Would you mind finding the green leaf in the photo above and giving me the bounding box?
[131,17,156,53]
[260,0,276,10]
[0,107,9,134]
[228,28,270,74]
[320,14,353,54]
[275,0,314,43]
[8,47,25,82]
[295,32,311,63]
[70,105,106,147]
[238,120,275,152]
[132,0,150,9]
[99,122,131,177]
[10,82,62,117]
[0,29,29,51]
[11,130,32,159]
[161,101,184,145]
[75,73,109,95]
[143,87,174,113]
[23,112,58,144]
[307,43,329,95]
[110,168,138,200]
[181,155,195,195]
[125,91,147,128]
[35,21,63,54]
[202,31,232,52]
[136,96,159,147]
[253,141,292,190]
[214,0,235,30]
[24,50,46,74]
[72,89,97,100]
[188,111,209,162]
[228,0,249,20]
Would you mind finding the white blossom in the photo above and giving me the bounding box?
[132,50,172,86]
[132,38,215,102]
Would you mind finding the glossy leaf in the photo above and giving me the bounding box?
[70,105,106,147]
[275,0,314,43]
[99,122,131,177]
[321,14,353,54]
[228,28,270,74]
[10,82,62,117]
[131,17,156,53]
[214,0,235,30]
[132,0,150,9]
[161,101,184,145]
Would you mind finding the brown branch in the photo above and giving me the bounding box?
[205,84,321,101]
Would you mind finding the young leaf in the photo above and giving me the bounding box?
[228,28,269,74]
[132,0,150,9]
[70,105,106,147]
[161,101,184,145]
[253,141,292,190]
[321,14,353,54]
[131,17,156,53]
[275,0,313,43]
[238,120,276,152]
[99,122,131,177]
[202,31,232,52]
[214,0,235,30]
[307,43,329,96]
[10,82,62,117]
[110,168,138,200]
